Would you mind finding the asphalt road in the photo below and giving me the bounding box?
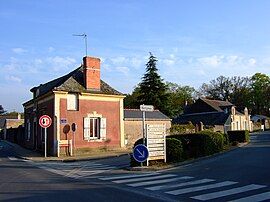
[1,131,270,201]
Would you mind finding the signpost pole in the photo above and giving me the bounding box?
[44,128,47,158]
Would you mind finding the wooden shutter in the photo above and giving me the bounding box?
[84,117,90,140]
[100,118,106,139]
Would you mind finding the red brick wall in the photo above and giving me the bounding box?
[59,98,120,149]
[83,56,100,90]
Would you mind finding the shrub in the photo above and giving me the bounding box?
[170,131,226,158]
[166,138,183,163]
[227,130,249,143]
[170,123,195,135]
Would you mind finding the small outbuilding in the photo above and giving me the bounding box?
[124,109,171,148]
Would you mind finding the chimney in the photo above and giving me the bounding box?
[83,56,101,90]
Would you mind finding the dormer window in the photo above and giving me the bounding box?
[67,93,78,110]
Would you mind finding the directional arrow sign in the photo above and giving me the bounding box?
[133,144,149,163]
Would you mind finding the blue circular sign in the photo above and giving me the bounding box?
[133,144,149,163]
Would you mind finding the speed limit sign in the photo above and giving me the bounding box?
[39,115,52,128]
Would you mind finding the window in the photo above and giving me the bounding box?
[27,119,30,140]
[67,94,78,110]
[84,117,106,140]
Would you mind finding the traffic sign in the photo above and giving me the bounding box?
[133,144,149,163]
[140,104,154,112]
[39,115,52,128]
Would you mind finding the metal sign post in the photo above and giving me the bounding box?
[39,115,52,158]
[140,105,154,166]
[71,123,77,156]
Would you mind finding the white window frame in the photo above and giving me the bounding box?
[67,93,78,111]
[84,117,100,140]
[83,112,106,141]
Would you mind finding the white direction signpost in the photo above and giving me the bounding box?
[39,115,52,158]
[140,105,154,146]
[146,124,166,165]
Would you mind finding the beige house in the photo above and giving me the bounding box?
[174,98,253,134]
[124,109,171,148]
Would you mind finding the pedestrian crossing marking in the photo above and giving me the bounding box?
[147,178,215,191]
[229,191,270,202]
[191,184,266,201]
[166,181,238,195]
[128,176,193,187]
[112,174,176,184]
[99,173,160,181]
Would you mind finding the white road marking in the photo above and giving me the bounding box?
[128,176,193,187]
[191,184,266,201]
[229,191,270,202]
[112,174,177,184]
[166,181,237,195]
[8,156,19,161]
[99,173,160,181]
[147,178,215,191]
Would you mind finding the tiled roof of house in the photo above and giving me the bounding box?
[31,65,123,98]
[173,111,230,125]
[124,109,171,120]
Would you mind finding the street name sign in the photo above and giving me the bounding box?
[140,104,154,112]
[133,144,149,163]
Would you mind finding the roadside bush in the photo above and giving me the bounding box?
[170,131,226,158]
[227,130,250,143]
[170,123,195,135]
[166,138,183,163]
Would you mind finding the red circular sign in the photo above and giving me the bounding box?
[39,115,52,128]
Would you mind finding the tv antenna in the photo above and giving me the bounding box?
[73,33,88,56]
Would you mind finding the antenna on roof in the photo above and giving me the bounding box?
[73,33,88,56]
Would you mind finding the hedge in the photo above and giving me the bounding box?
[227,130,249,143]
[130,131,228,167]
[169,131,227,158]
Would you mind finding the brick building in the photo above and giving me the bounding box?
[23,56,125,156]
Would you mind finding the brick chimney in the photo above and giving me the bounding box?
[83,56,101,90]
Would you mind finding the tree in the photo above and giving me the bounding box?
[166,82,196,117]
[0,105,5,115]
[250,73,270,115]
[124,86,141,109]
[137,53,169,115]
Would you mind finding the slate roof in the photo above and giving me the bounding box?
[173,112,230,125]
[200,98,233,112]
[30,65,123,98]
[124,109,171,120]
[251,114,270,122]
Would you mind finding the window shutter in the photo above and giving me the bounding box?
[67,94,77,110]
[84,117,90,139]
[100,118,106,139]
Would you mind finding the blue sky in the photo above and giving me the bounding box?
[1,0,270,112]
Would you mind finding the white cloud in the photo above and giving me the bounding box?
[12,48,27,54]
[248,58,256,66]
[47,56,76,72]
[48,47,55,52]
[226,55,240,65]
[197,55,224,67]
[111,56,128,65]
[162,59,175,66]
[115,66,129,75]
[5,75,22,83]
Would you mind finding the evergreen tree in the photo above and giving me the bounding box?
[138,53,169,115]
